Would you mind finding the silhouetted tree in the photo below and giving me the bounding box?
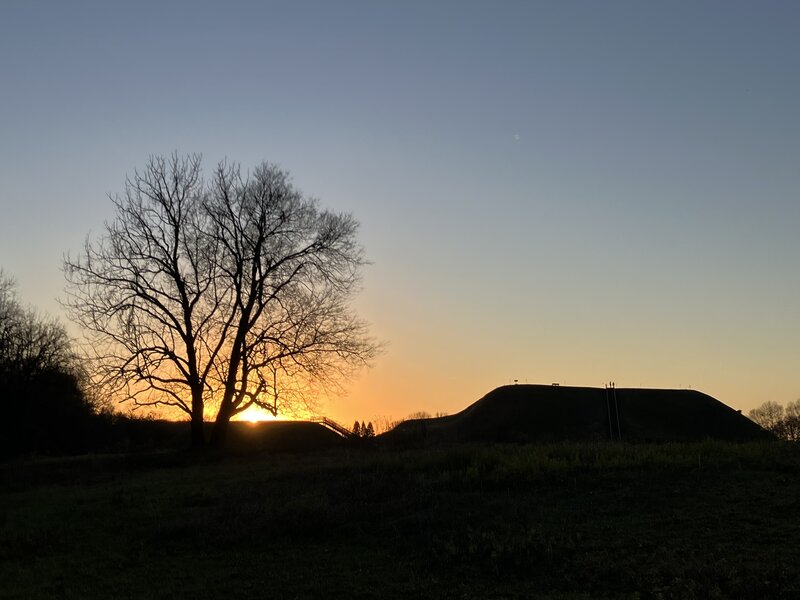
[749,399,800,441]
[0,272,72,380]
[365,421,375,438]
[406,411,432,420]
[352,420,361,437]
[784,400,800,441]
[0,271,95,456]
[64,154,379,448]
[749,401,786,439]
[372,415,401,434]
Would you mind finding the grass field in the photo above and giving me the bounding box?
[2,441,800,599]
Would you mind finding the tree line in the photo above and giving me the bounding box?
[0,272,96,456]
[748,400,800,441]
[352,421,375,438]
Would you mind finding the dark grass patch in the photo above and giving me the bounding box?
[2,442,800,599]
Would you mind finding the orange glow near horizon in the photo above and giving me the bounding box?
[234,405,285,423]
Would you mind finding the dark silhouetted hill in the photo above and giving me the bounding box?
[385,385,771,445]
[221,421,345,453]
[56,418,344,455]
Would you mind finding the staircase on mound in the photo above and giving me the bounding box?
[311,417,354,438]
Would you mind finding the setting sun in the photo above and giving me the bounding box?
[234,406,284,423]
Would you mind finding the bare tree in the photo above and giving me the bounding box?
[64,154,379,448]
[0,270,94,456]
[782,400,800,441]
[372,415,398,434]
[0,270,74,382]
[406,411,432,420]
[749,401,786,439]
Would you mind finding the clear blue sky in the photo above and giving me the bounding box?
[1,0,798,423]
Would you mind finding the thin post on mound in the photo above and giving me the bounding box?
[605,382,622,441]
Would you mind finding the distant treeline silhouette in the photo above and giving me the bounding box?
[352,421,375,438]
[0,271,171,457]
[749,400,800,441]
[0,271,99,457]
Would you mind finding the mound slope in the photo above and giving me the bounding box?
[110,419,344,452]
[223,421,345,452]
[387,385,770,444]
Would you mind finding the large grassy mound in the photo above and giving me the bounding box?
[388,384,770,444]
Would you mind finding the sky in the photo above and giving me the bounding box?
[1,0,799,425]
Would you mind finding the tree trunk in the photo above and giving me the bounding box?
[190,388,205,449]
[209,401,233,449]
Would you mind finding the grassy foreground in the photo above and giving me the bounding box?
[2,441,800,599]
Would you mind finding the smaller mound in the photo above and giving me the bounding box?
[223,421,345,453]
[110,419,344,453]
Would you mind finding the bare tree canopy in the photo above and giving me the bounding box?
[749,400,800,441]
[1,270,96,456]
[64,154,379,447]
[1,270,74,382]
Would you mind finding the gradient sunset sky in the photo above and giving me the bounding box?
[1,1,798,425]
